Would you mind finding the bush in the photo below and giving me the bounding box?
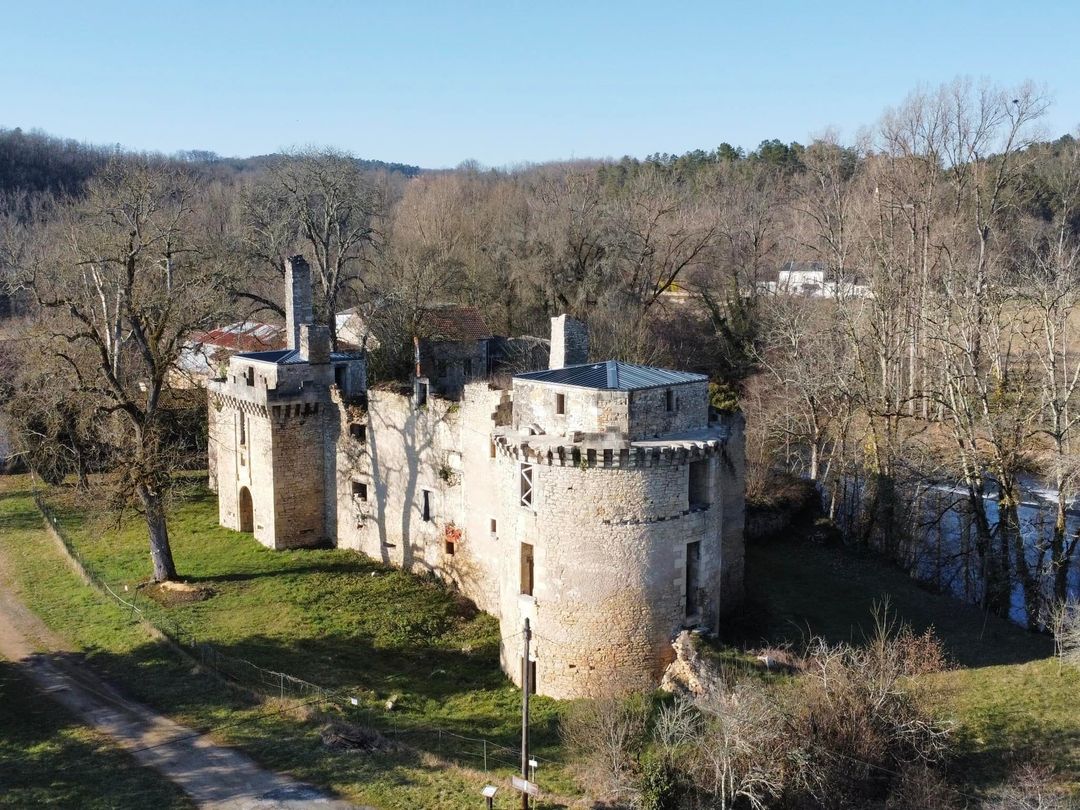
[564,606,954,809]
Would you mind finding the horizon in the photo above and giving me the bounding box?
[4,1,1078,169]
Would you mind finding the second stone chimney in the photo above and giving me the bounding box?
[549,314,589,370]
[299,323,331,365]
[285,255,314,352]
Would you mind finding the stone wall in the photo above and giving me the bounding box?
[497,455,726,699]
[628,381,710,439]
[511,380,631,435]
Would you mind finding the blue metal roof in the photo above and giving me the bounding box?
[514,361,706,391]
[239,349,359,365]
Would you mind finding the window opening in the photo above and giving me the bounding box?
[688,459,710,509]
[520,542,534,595]
[520,464,534,509]
[685,541,702,617]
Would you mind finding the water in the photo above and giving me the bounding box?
[831,474,1080,628]
[916,478,1080,626]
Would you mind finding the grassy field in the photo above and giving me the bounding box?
[0,657,194,809]
[741,534,1080,794]
[0,477,577,809]
[3,471,1077,805]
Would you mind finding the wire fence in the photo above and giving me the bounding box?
[30,491,555,780]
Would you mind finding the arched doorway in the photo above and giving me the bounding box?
[238,487,254,533]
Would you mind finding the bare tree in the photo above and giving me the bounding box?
[12,158,229,581]
[255,149,384,342]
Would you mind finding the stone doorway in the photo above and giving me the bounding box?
[238,487,254,533]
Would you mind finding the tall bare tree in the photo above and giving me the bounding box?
[14,158,229,581]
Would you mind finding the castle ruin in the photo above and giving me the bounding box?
[208,256,745,699]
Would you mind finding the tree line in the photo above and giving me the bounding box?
[1,80,1077,634]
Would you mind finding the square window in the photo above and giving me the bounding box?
[352,481,368,502]
[350,423,367,443]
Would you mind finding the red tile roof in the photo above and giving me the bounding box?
[422,305,492,342]
[190,322,286,353]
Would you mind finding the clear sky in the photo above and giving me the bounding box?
[3,0,1077,168]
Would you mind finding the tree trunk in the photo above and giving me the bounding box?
[137,482,177,582]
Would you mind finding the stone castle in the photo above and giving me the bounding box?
[207,256,746,699]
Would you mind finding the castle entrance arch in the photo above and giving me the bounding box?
[238,487,254,533]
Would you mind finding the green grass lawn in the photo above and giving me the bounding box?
[6,470,1077,805]
[0,657,194,809]
[0,477,577,809]
[741,534,1080,794]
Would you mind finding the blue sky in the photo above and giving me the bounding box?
[3,0,1077,168]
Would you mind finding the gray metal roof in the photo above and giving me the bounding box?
[239,349,359,365]
[514,361,707,391]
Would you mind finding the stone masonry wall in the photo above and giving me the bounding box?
[511,380,630,435]
[498,456,725,699]
[628,381,710,439]
[270,402,327,548]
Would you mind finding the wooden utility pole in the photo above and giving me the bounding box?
[520,617,531,810]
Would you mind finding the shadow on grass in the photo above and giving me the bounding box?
[0,658,194,809]
[66,635,563,798]
[175,631,563,753]
[731,535,1053,669]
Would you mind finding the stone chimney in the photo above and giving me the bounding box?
[549,314,589,370]
[299,323,331,365]
[285,255,314,352]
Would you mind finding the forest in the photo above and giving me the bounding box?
[1,77,1078,628]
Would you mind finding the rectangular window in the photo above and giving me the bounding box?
[665,388,674,412]
[445,539,456,555]
[555,392,566,415]
[685,541,701,617]
[352,481,368,502]
[688,459,710,510]
[519,464,534,509]
[238,412,246,446]
[489,518,498,535]
[245,366,255,386]
[350,423,367,443]
[415,380,428,408]
[335,365,347,391]
[520,542,534,596]
[421,489,433,522]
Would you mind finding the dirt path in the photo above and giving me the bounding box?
[0,543,364,810]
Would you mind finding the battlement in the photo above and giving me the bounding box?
[492,422,735,469]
